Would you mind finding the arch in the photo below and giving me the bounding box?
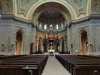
[16,30,23,55]
[80,30,88,55]
[26,0,77,20]
[33,2,68,25]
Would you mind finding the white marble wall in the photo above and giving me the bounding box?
[69,18,100,55]
[1,16,100,55]
[89,19,100,55]
[0,16,36,55]
[0,18,15,55]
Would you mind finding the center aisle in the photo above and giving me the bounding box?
[42,56,71,75]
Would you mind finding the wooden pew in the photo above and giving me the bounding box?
[56,55,100,75]
[0,55,48,75]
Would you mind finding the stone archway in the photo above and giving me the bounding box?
[32,2,71,25]
[80,30,88,55]
[16,30,23,55]
[26,0,77,20]
[32,2,70,54]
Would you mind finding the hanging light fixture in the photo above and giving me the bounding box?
[50,24,53,28]
[61,23,64,29]
[44,24,47,30]
[39,23,42,28]
[56,24,59,30]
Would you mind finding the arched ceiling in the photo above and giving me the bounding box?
[1,0,100,22]
[13,0,90,21]
[32,2,71,25]
[0,0,95,23]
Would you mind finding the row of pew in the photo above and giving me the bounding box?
[0,55,48,75]
[56,55,100,75]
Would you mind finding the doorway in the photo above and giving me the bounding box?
[16,30,23,55]
[80,30,88,55]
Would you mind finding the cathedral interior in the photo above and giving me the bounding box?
[0,0,100,75]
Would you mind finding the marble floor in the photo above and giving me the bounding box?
[42,56,71,75]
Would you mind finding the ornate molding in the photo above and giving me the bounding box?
[16,0,39,16]
[0,0,13,15]
[14,0,89,21]
[65,0,88,16]
[91,0,100,15]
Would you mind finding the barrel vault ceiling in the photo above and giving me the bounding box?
[6,0,92,21]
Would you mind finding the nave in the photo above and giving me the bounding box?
[0,54,100,75]
[42,56,71,75]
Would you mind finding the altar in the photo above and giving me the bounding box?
[48,49,55,53]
